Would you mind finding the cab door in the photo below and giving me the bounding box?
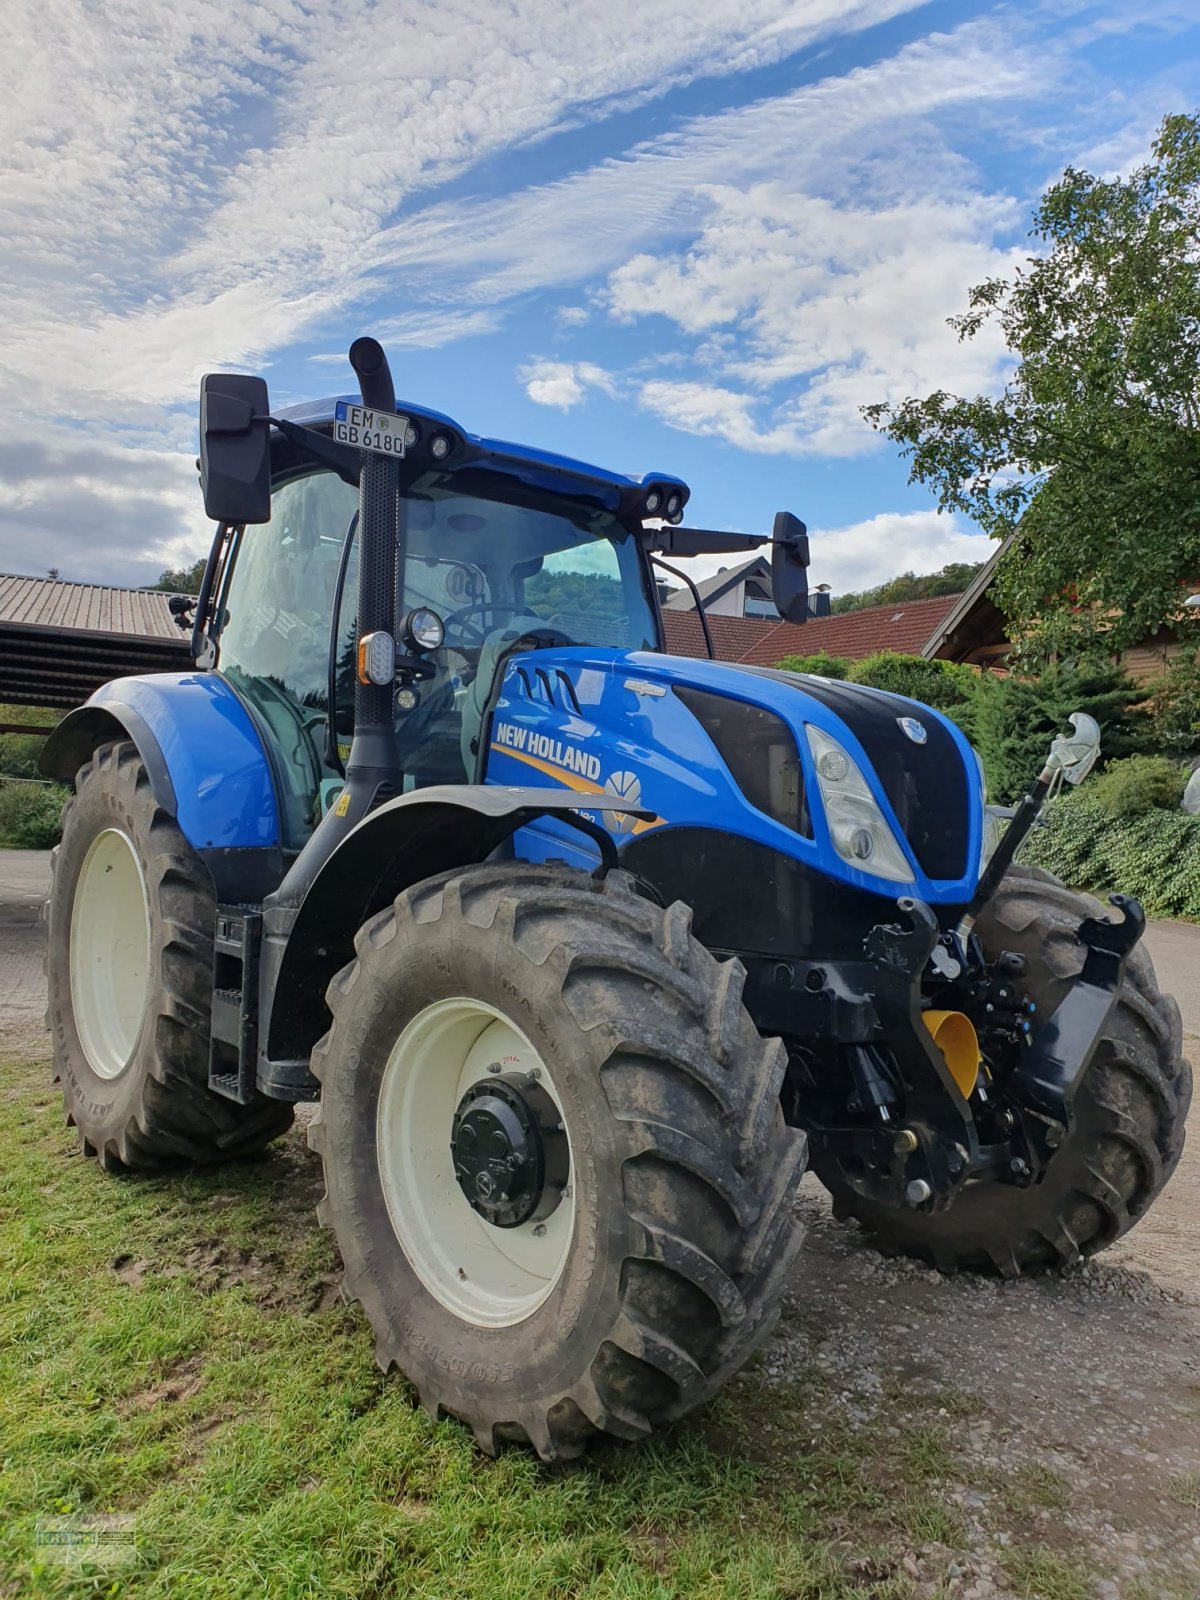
[215,470,357,848]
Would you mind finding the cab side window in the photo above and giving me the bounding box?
[218,471,357,847]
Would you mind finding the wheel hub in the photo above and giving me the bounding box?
[450,1073,569,1229]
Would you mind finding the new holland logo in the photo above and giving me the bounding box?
[604,769,642,833]
[898,716,927,745]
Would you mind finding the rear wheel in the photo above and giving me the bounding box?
[816,866,1192,1276]
[308,863,807,1460]
[46,740,293,1168]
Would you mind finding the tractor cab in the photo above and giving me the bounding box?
[196,398,676,851]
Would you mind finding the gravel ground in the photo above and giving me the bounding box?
[770,1178,1200,1596]
[4,849,1198,1595]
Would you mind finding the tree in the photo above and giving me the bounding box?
[524,568,624,621]
[153,557,206,593]
[972,662,1148,803]
[830,561,984,614]
[865,112,1200,661]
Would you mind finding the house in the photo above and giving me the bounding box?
[661,554,784,621]
[0,573,188,708]
[661,592,964,665]
[920,537,1199,683]
[663,536,1198,679]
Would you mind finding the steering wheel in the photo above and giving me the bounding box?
[439,601,526,649]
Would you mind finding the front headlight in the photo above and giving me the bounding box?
[972,745,1001,871]
[805,724,914,883]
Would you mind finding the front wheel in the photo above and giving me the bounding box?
[816,866,1192,1276]
[308,864,807,1460]
[46,740,293,1168]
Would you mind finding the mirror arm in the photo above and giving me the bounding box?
[643,525,767,559]
[270,416,362,486]
[190,521,232,660]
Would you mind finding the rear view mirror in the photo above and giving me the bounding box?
[771,511,810,623]
[199,373,271,524]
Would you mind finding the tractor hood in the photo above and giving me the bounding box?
[483,646,985,923]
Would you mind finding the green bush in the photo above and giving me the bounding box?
[1090,754,1188,818]
[972,662,1149,804]
[0,781,69,849]
[846,652,981,739]
[0,733,46,780]
[1143,650,1200,755]
[773,651,852,679]
[0,702,58,782]
[1021,792,1200,919]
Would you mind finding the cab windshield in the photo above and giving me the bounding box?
[215,468,659,845]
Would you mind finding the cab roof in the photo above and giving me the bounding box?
[275,396,690,514]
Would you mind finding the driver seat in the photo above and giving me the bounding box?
[458,614,546,778]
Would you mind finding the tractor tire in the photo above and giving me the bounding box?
[817,865,1192,1277]
[45,740,293,1169]
[308,862,807,1460]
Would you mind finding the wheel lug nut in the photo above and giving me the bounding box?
[532,1224,547,1238]
[904,1178,932,1206]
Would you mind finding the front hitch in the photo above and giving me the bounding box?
[1003,893,1146,1177]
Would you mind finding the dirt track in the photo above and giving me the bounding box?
[3,849,1198,1595]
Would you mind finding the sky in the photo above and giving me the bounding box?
[1,0,1197,597]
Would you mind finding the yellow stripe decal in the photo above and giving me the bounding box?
[489,744,604,794]
[488,743,663,835]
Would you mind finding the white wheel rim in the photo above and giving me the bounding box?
[69,827,152,1080]
[376,997,576,1328]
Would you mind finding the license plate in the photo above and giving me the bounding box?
[333,402,410,457]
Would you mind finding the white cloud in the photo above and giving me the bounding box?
[637,379,805,452]
[806,510,993,595]
[361,14,1054,457]
[0,0,932,577]
[520,359,618,409]
[0,0,1189,581]
[0,0,929,415]
[616,182,1024,455]
[0,424,204,585]
[370,16,1048,308]
[309,308,502,362]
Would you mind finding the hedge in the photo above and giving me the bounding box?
[773,650,979,737]
[0,781,69,849]
[1020,791,1200,920]
[773,651,852,680]
[1089,754,1189,818]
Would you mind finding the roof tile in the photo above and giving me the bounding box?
[661,592,963,665]
[0,573,184,643]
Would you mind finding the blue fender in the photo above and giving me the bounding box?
[40,673,279,851]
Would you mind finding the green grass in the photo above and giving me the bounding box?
[0,1035,1115,1597]
[1167,1472,1200,1511]
[1000,1546,1094,1600]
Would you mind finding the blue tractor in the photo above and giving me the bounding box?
[42,338,1191,1460]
